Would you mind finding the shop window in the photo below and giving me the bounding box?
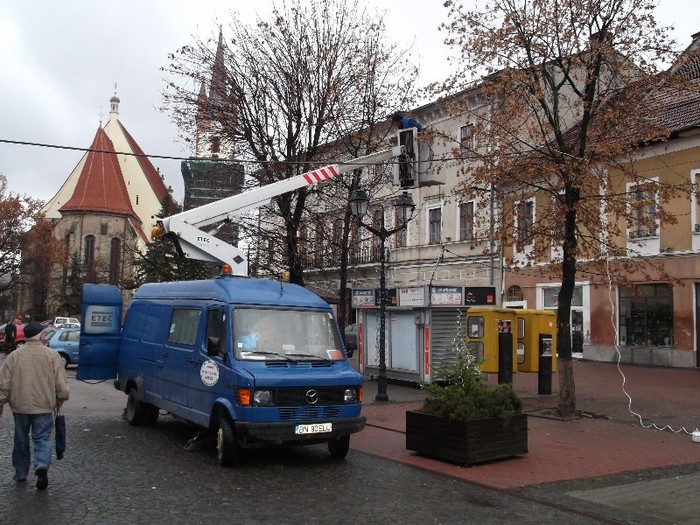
[543,286,583,307]
[619,284,673,347]
[542,285,584,352]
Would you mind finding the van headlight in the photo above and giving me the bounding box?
[253,390,273,405]
[343,388,357,403]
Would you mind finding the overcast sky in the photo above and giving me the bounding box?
[0,0,697,204]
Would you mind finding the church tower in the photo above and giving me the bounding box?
[183,28,244,227]
[29,93,175,316]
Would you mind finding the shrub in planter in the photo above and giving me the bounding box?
[421,348,522,421]
[406,346,527,465]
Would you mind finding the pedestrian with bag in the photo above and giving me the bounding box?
[4,319,16,354]
[0,321,70,490]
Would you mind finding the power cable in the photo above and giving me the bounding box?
[605,252,692,435]
[0,137,460,169]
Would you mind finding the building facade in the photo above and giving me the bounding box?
[300,32,700,376]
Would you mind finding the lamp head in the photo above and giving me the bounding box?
[349,188,369,218]
[394,191,415,224]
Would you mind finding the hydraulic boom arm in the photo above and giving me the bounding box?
[154,146,402,276]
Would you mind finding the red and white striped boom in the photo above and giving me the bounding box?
[157,146,402,275]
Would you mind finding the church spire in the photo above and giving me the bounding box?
[209,28,227,110]
[109,84,120,122]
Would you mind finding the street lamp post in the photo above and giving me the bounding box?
[350,189,415,402]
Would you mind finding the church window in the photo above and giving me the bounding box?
[109,237,121,285]
[84,235,96,281]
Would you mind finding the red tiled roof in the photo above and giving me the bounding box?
[652,42,700,133]
[59,128,137,217]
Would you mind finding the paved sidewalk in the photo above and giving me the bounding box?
[352,359,700,523]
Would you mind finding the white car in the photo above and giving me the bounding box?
[53,317,80,328]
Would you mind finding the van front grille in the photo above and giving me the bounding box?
[274,387,349,406]
[277,406,341,421]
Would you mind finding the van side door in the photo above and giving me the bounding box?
[189,307,229,423]
[77,284,122,381]
[161,307,202,409]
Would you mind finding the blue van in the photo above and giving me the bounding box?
[78,276,365,466]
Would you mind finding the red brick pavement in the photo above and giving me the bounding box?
[351,359,700,489]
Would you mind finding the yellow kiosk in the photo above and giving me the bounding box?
[516,309,557,394]
[465,307,518,382]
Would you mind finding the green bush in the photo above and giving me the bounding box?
[420,345,521,422]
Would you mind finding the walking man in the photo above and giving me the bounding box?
[4,319,16,354]
[0,321,70,490]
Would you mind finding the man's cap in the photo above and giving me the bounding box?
[23,321,44,339]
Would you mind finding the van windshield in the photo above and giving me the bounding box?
[233,308,344,362]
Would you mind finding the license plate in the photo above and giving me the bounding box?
[295,422,332,435]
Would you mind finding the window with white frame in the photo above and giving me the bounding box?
[516,199,535,244]
[428,207,442,244]
[459,124,475,151]
[372,209,383,257]
[332,218,343,265]
[394,209,407,248]
[628,181,657,238]
[459,202,475,241]
[692,170,700,233]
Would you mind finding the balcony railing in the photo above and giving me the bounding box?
[301,246,390,270]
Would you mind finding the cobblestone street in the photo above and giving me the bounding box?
[0,369,610,524]
[2,361,700,524]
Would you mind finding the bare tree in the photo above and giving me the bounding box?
[439,0,688,416]
[163,0,418,333]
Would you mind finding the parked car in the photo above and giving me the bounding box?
[54,322,81,329]
[53,316,80,328]
[42,326,58,344]
[46,327,81,368]
[1,323,27,352]
[344,323,358,357]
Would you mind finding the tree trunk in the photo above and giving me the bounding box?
[557,357,576,417]
[557,186,579,417]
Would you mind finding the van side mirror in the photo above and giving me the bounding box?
[346,347,354,359]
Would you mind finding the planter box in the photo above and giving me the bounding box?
[405,410,528,465]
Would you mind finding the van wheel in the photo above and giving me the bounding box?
[327,435,350,459]
[216,414,241,467]
[126,389,159,426]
